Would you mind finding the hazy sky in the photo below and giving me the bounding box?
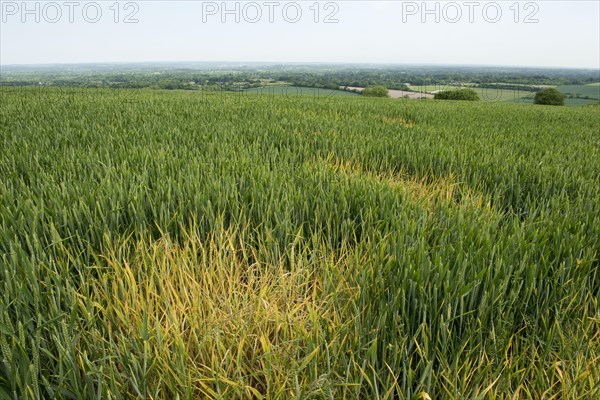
[1,1,599,68]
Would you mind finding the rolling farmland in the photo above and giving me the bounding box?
[557,84,600,99]
[0,88,599,399]
[557,84,600,106]
[408,85,536,104]
[245,85,360,97]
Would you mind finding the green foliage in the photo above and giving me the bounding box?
[362,85,389,97]
[434,88,480,101]
[534,88,565,106]
[2,64,599,91]
[0,87,599,399]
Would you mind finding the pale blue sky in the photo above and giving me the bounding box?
[1,1,598,68]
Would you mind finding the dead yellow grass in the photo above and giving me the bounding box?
[378,115,415,128]
[92,227,357,399]
[322,155,496,217]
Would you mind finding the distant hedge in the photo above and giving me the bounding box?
[362,86,389,97]
[534,88,565,106]
[434,89,479,101]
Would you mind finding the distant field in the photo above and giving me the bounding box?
[409,85,535,103]
[564,98,600,106]
[473,87,536,103]
[585,82,600,86]
[557,84,600,99]
[341,86,433,99]
[408,84,461,93]
[411,84,600,106]
[245,85,359,97]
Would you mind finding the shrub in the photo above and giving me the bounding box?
[434,88,479,101]
[362,85,389,97]
[534,88,565,106]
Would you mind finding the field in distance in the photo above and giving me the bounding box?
[408,84,536,103]
[409,83,600,105]
[556,83,600,105]
[0,88,598,399]
[244,85,360,97]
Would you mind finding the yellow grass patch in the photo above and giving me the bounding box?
[378,115,415,128]
[92,227,357,398]
[322,155,496,216]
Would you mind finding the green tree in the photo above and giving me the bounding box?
[534,88,565,106]
[434,89,479,101]
[362,86,389,97]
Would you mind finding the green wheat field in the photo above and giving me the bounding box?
[0,88,599,399]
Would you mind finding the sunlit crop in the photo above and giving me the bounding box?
[0,88,598,399]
